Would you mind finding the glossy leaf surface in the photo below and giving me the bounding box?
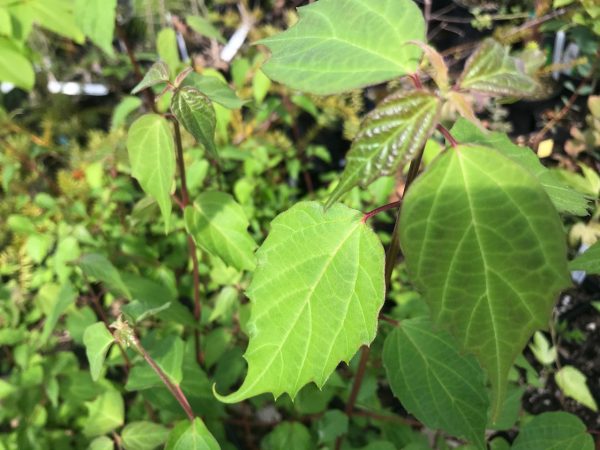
[451,118,591,216]
[132,61,170,94]
[383,317,488,448]
[400,145,569,417]
[215,201,385,402]
[184,192,256,272]
[458,39,537,97]
[171,86,217,158]
[259,0,424,95]
[127,114,176,232]
[326,91,440,206]
[165,418,220,450]
[83,322,114,381]
[512,412,594,450]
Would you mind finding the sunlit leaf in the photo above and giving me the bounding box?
[259,0,425,95]
[512,412,594,450]
[214,201,385,402]
[458,39,537,97]
[383,317,488,448]
[83,322,114,382]
[132,61,170,94]
[165,418,220,450]
[184,72,245,109]
[30,0,84,43]
[326,91,440,207]
[75,0,117,55]
[0,39,34,90]
[127,114,176,232]
[171,86,217,158]
[400,145,570,418]
[555,366,598,411]
[157,28,180,77]
[184,192,256,272]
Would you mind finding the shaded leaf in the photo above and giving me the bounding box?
[83,322,114,382]
[186,15,224,43]
[126,335,184,391]
[458,39,537,97]
[83,390,124,437]
[75,0,116,55]
[40,281,76,346]
[262,422,313,450]
[184,192,256,271]
[555,366,598,411]
[400,145,569,418]
[165,418,220,450]
[132,61,170,94]
[258,0,425,95]
[326,91,440,207]
[383,317,488,448]
[122,421,170,450]
[172,86,217,158]
[111,96,143,130]
[512,412,594,450]
[450,118,591,216]
[78,253,131,298]
[569,241,600,273]
[127,114,176,232]
[214,201,385,403]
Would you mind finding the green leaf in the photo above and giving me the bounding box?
[214,201,385,403]
[165,418,220,450]
[75,0,116,55]
[30,0,84,43]
[450,118,591,216]
[569,241,600,273]
[184,72,245,109]
[262,422,313,450]
[511,412,594,450]
[111,96,143,130]
[184,192,256,272]
[326,91,440,207]
[0,38,34,90]
[89,436,114,450]
[40,281,76,346]
[383,317,488,448]
[258,0,425,95]
[83,322,114,382]
[157,28,180,77]
[0,8,12,35]
[171,86,217,157]
[317,410,348,444]
[555,366,598,411]
[126,335,184,391]
[122,421,170,450]
[83,390,124,437]
[458,39,537,97]
[127,114,176,233]
[400,145,569,418]
[78,253,131,298]
[528,331,556,366]
[132,61,171,94]
[186,15,224,43]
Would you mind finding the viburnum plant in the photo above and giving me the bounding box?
[82,0,599,448]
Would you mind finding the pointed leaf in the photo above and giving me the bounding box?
[184,72,244,109]
[83,322,115,381]
[383,318,488,448]
[83,390,124,437]
[132,61,171,94]
[569,240,600,273]
[450,118,591,216]
[555,366,598,411]
[165,418,220,450]
[400,145,570,418]
[214,201,385,403]
[258,0,425,95]
[122,421,170,450]
[75,0,117,56]
[127,114,176,232]
[512,412,594,450]
[184,192,256,271]
[78,253,131,299]
[327,91,440,207]
[458,39,537,97]
[172,86,217,158]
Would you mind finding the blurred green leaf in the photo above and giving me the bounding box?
[83,322,114,382]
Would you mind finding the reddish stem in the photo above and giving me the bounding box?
[437,124,458,148]
[362,201,402,223]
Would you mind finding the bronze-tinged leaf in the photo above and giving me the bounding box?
[326,91,441,207]
[171,86,217,158]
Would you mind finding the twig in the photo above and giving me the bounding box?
[171,119,205,366]
[362,201,402,223]
[378,314,400,327]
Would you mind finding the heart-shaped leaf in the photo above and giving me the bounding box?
[400,144,570,418]
[171,86,217,158]
[326,91,440,207]
[214,201,385,403]
[258,0,425,95]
